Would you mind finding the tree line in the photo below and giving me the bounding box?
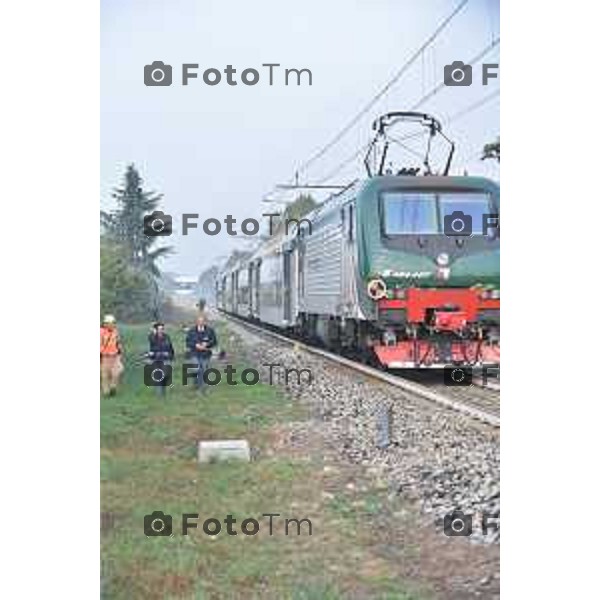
[101,164,172,321]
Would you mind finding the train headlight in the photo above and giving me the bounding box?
[436,253,450,267]
[480,289,500,300]
[367,278,387,300]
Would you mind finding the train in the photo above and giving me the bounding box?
[216,112,500,368]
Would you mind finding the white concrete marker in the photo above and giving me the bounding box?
[198,440,250,463]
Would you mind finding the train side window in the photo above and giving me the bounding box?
[341,207,345,227]
[349,205,354,241]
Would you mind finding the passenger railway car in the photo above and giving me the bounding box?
[217,113,500,368]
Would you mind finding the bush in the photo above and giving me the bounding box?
[100,237,155,322]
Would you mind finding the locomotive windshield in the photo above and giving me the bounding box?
[382,191,492,235]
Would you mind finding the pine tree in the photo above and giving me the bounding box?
[101,164,172,276]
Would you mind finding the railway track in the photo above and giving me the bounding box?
[220,312,500,428]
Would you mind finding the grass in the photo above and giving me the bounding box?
[101,322,430,600]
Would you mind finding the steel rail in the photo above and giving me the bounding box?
[221,312,500,428]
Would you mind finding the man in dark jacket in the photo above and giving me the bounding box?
[148,322,175,396]
[185,315,218,391]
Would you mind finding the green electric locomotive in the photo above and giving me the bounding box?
[219,112,500,368]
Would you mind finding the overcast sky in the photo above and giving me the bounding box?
[101,0,499,274]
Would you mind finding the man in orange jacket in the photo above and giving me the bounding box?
[100,314,124,397]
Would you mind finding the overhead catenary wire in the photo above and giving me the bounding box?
[446,88,499,124]
[294,0,470,176]
[315,142,371,184]
[410,36,499,111]
[315,86,499,185]
[316,84,498,185]
[265,2,500,201]
[448,94,501,167]
[314,40,500,185]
